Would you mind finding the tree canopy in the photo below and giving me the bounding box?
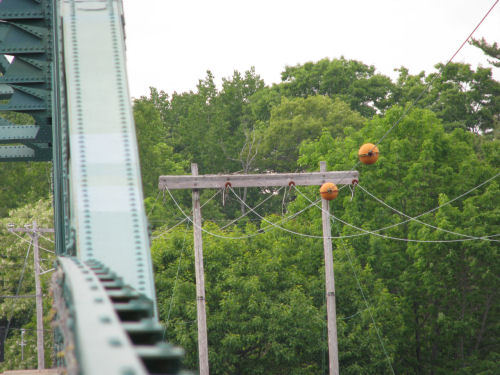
[0,54,498,374]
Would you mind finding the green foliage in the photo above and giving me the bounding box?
[152,210,402,374]
[280,57,395,117]
[470,38,500,68]
[138,57,499,374]
[260,96,365,172]
[298,106,499,373]
[0,114,52,218]
[133,98,188,198]
[427,63,500,134]
[391,63,500,134]
[0,199,55,371]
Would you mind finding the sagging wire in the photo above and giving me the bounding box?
[152,189,222,240]
[357,183,500,241]
[2,239,33,345]
[371,0,500,151]
[163,222,189,341]
[163,184,320,240]
[8,230,55,253]
[338,237,396,375]
[293,184,500,243]
[221,186,285,230]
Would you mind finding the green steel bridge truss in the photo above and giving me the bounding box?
[0,1,188,374]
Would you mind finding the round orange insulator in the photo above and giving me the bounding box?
[320,182,338,201]
[358,143,379,165]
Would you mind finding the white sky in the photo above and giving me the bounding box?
[122,0,499,99]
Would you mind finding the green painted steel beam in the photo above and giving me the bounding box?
[0,0,45,20]
[55,257,150,375]
[61,0,155,302]
[0,56,48,83]
[0,83,13,99]
[0,22,47,54]
[0,124,52,143]
[0,144,51,161]
[0,0,52,163]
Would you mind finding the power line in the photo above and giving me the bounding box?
[228,186,330,239]
[163,184,321,240]
[447,0,499,65]
[341,308,370,321]
[338,237,396,375]
[2,239,32,345]
[220,186,284,230]
[152,217,189,240]
[228,185,499,243]
[147,190,162,217]
[8,231,55,254]
[161,179,500,243]
[37,232,55,244]
[153,187,290,239]
[373,0,500,149]
[0,295,35,299]
[292,177,500,242]
[164,222,189,340]
[356,183,500,241]
[152,190,222,240]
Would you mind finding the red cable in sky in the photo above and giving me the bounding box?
[374,0,499,148]
[447,0,499,65]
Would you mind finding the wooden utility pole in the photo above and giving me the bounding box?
[8,221,54,370]
[20,328,26,361]
[320,161,339,375]
[32,221,44,370]
[191,163,210,375]
[159,164,357,375]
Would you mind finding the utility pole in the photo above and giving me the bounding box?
[320,161,339,375]
[191,163,210,375]
[19,328,26,361]
[8,221,54,370]
[160,163,357,375]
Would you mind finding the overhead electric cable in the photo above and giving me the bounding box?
[8,231,55,253]
[0,295,35,299]
[330,214,493,243]
[164,222,189,338]
[292,186,499,243]
[37,232,55,244]
[373,0,499,148]
[228,185,499,242]
[153,218,189,240]
[147,190,162,217]
[356,183,500,241]
[220,186,284,230]
[338,237,396,375]
[163,184,320,240]
[2,239,32,344]
[153,190,222,240]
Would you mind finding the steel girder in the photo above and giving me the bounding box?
[0,0,53,161]
[53,258,188,375]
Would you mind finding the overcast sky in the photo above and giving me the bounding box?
[122,0,499,99]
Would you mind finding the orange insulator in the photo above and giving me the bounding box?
[358,143,379,165]
[320,182,338,201]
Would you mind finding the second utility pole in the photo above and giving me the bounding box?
[191,163,210,375]
[8,221,54,370]
[160,162,357,375]
[320,161,339,375]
